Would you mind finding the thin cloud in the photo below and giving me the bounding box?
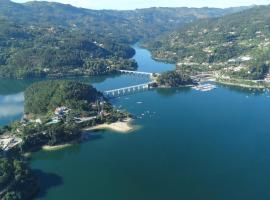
[0,105,24,118]
[1,93,24,104]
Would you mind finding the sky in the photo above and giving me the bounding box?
[12,0,270,10]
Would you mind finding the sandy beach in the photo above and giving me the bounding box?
[84,118,134,133]
[41,118,133,151]
[42,143,72,151]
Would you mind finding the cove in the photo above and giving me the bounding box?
[1,46,270,200]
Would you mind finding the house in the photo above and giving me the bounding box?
[54,106,70,116]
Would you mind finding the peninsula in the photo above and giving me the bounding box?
[0,80,132,199]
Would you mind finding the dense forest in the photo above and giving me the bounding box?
[0,0,248,79]
[157,71,194,87]
[0,156,38,200]
[0,18,136,79]
[146,5,270,80]
[24,80,101,115]
[0,0,248,43]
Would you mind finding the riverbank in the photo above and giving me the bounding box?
[84,118,134,133]
[215,78,270,89]
[42,143,73,151]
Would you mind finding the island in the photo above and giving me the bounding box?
[0,80,132,199]
[155,71,195,88]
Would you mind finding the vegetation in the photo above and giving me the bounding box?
[0,2,255,199]
[24,80,101,115]
[1,80,130,152]
[157,71,194,87]
[0,156,39,200]
[0,0,248,79]
[146,5,270,80]
[0,18,137,79]
[0,79,132,199]
[0,1,248,43]
[83,58,137,76]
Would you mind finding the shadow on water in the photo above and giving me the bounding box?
[217,83,266,96]
[155,87,192,98]
[32,169,63,199]
[0,79,38,95]
[0,74,123,95]
[82,132,104,141]
[30,133,104,162]
[65,74,122,84]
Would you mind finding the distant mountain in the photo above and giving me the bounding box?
[0,1,250,42]
[0,0,250,79]
[146,5,270,80]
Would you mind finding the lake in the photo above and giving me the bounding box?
[1,45,270,200]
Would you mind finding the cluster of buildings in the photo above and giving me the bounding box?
[47,106,71,125]
[0,134,22,153]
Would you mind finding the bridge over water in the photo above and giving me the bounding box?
[118,70,155,77]
[103,70,160,98]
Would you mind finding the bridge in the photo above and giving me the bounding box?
[104,81,155,98]
[119,70,159,77]
[103,70,160,98]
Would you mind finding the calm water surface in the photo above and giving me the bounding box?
[1,46,270,200]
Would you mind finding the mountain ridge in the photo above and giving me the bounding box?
[0,1,252,79]
[145,4,270,80]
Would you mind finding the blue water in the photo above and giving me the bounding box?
[133,44,174,73]
[1,46,270,200]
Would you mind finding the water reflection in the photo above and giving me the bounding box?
[155,87,191,97]
[0,92,24,125]
[0,92,24,103]
[0,79,37,95]
[33,169,63,199]
[215,83,270,97]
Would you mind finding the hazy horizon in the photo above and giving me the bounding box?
[12,0,270,10]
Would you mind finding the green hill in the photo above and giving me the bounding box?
[0,1,249,43]
[0,1,249,79]
[24,80,101,115]
[0,18,136,79]
[146,5,270,80]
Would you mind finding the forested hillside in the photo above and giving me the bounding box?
[24,80,101,115]
[0,0,248,79]
[146,5,270,80]
[0,18,136,79]
[0,156,38,200]
[0,0,248,43]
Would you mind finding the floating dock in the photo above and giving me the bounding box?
[192,83,216,92]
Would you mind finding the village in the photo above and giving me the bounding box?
[0,99,110,153]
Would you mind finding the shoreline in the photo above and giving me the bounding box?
[42,143,73,151]
[14,118,135,153]
[83,118,134,133]
[215,79,268,89]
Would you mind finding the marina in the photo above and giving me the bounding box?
[192,83,217,92]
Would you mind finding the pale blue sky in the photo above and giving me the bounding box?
[12,0,270,10]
